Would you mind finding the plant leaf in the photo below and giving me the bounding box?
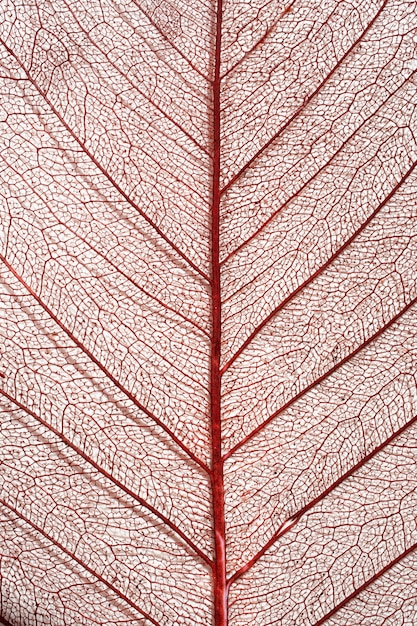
[1,0,417,624]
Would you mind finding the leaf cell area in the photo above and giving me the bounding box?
[0,1,417,625]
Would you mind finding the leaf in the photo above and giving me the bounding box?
[0,0,417,624]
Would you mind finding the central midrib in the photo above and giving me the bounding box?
[209,0,228,624]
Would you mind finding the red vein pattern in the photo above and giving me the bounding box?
[1,0,417,624]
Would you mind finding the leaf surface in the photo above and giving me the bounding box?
[0,0,417,624]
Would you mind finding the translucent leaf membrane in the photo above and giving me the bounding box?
[324,550,417,625]
[222,180,417,447]
[221,9,417,358]
[0,265,212,553]
[0,406,212,626]
[225,303,417,571]
[220,0,393,183]
[220,0,417,257]
[0,54,211,459]
[229,425,417,624]
[1,0,417,624]
[0,0,212,271]
[0,508,150,626]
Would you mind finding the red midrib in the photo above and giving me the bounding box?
[210,0,227,624]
